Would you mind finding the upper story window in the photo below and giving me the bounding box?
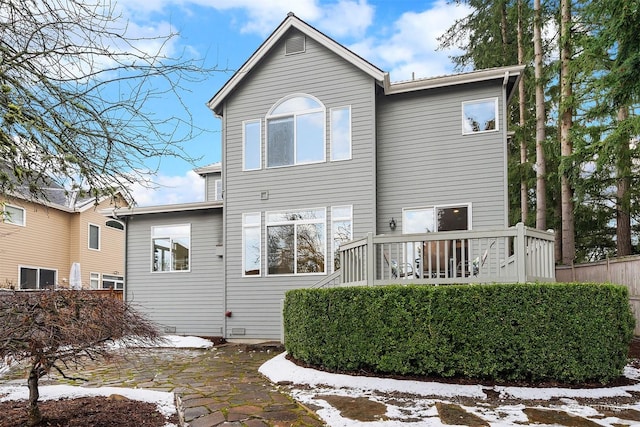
[2,204,25,226]
[266,94,325,168]
[330,106,352,161]
[243,119,262,170]
[106,219,124,230]
[462,98,498,134]
[152,224,190,272]
[88,223,100,250]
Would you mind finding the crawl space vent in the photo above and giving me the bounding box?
[285,35,305,55]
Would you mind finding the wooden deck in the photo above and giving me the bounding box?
[327,223,555,287]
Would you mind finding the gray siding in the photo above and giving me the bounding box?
[376,81,508,234]
[125,209,224,336]
[204,172,222,202]
[222,30,377,339]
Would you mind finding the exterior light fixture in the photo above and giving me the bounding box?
[389,218,397,230]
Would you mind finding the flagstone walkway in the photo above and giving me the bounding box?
[3,343,323,427]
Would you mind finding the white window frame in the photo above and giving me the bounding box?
[151,224,191,273]
[88,223,101,251]
[462,98,499,135]
[243,119,262,171]
[18,265,57,290]
[242,212,261,277]
[90,272,100,289]
[331,205,353,272]
[102,274,124,290]
[402,203,473,234]
[266,207,327,276]
[214,179,223,201]
[2,203,25,226]
[330,106,352,161]
[266,94,326,168]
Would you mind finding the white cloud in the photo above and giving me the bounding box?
[129,170,205,207]
[348,0,472,81]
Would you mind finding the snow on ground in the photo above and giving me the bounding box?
[260,352,640,427]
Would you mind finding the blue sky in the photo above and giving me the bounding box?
[120,0,472,206]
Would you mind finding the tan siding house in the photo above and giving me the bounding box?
[1,193,127,290]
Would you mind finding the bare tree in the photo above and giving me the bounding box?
[0,290,163,426]
[0,0,219,203]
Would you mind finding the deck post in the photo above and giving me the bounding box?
[515,222,527,283]
[366,232,375,286]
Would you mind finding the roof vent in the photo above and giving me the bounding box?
[285,35,305,55]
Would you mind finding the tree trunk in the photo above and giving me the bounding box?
[534,0,547,230]
[517,0,528,224]
[500,0,509,62]
[560,0,575,264]
[27,362,42,426]
[616,106,632,256]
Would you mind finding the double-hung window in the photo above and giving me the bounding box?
[152,224,191,272]
[266,95,325,167]
[462,98,498,134]
[2,204,25,226]
[266,208,326,275]
[243,213,261,276]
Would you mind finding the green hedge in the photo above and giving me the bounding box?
[283,283,635,383]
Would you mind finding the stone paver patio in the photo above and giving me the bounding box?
[2,343,323,427]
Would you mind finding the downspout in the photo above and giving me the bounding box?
[502,71,510,228]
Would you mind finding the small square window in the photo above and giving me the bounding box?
[2,204,25,226]
[462,98,498,134]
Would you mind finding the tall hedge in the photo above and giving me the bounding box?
[283,283,635,383]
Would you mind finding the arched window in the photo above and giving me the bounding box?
[266,94,325,167]
[105,219,125,231]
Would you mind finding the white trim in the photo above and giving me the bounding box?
[265,207,327,276]
[402,203,473,233]
[90,272,100,289]
[461,98,499,135]
[101,273,124,290]
[331,205,353,273]
[2,203,26,226]
[242,212,261,277]
[330,106,352,161]
[214,179,223,201]
[88,223,101,251]
[18,265,58,290]
[151,223,191,273]
[266,94,326,168]
[207,14,385,114]
[242,119,262,171]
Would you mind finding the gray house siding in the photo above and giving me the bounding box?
[376,81,508,234]
[221,29,378,339]
[204,172,222,201]
[125,209,224,336]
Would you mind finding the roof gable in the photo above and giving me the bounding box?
[207,13,386,115]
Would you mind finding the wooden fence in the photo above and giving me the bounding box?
[556,255,640,335]
[0,288,123,301]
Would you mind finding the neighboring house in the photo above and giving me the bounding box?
[113,13,540,341]
[1,182,128,290]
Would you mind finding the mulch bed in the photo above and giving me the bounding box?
[0,396,177,427]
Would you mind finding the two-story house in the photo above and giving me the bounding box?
[1,179,127,291]
[112,14,552,341]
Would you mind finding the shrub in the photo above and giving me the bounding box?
[283,283,635,383]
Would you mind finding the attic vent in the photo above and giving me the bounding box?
[285,35,305,55]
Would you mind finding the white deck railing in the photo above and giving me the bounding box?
[334,223,555,287]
